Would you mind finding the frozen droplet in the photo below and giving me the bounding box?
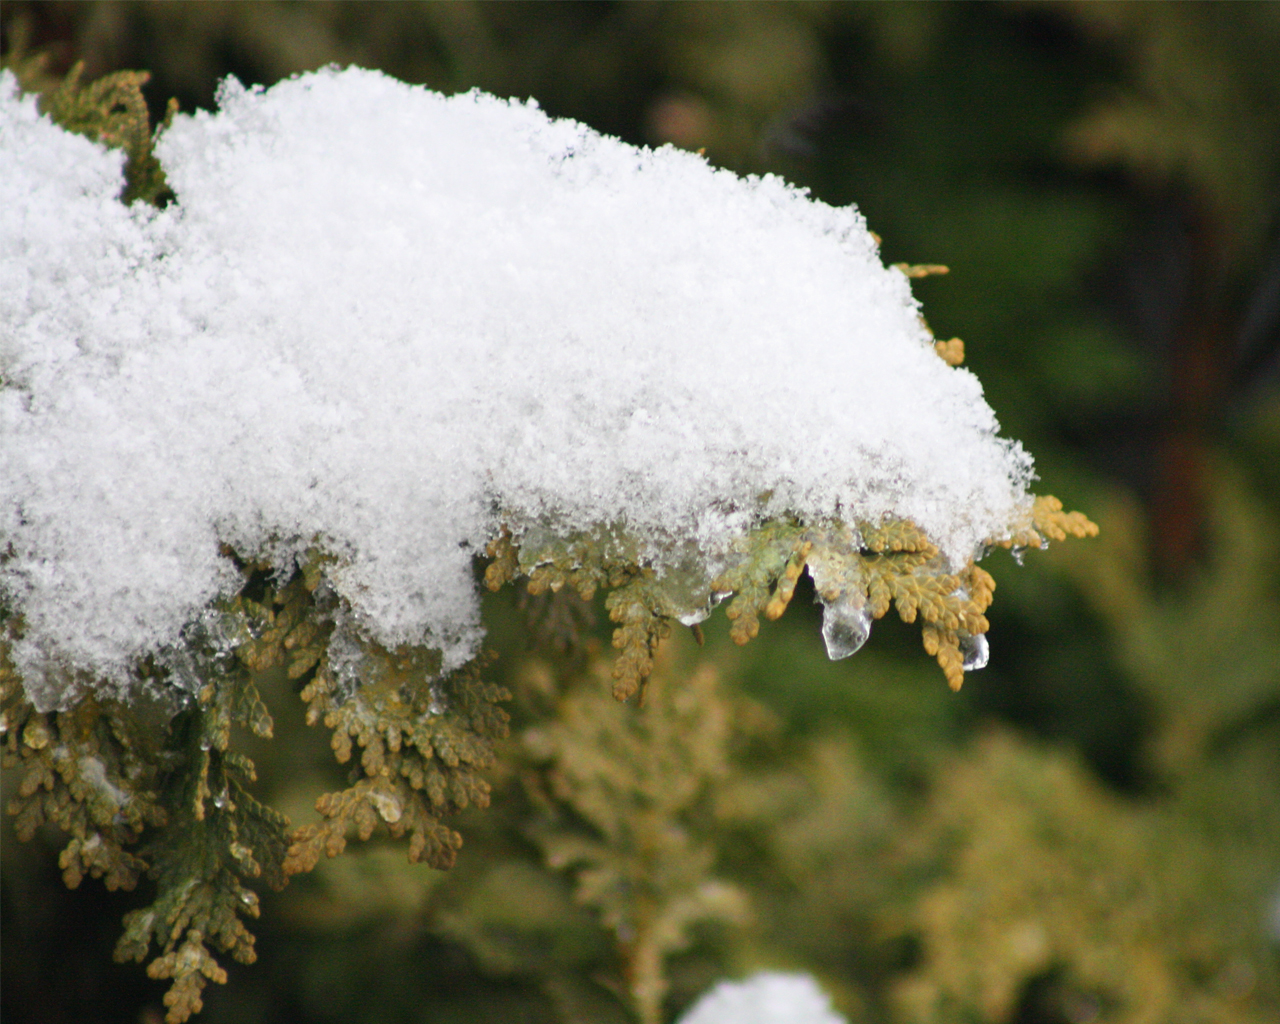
[163,648,203,693]
[960,633,989,671]
[819,594,871,660]
[679,588,732,626]
[369,788,403,823]
[1010,546,1026,566]
[324,623,371,703]
[427,681,448,716]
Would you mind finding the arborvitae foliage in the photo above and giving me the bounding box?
[289,643,510,874]
[1,588,293,1022]
[487,498,1096,698]
[2,546,514,1022]
[0,59,1102,1021]
[887,731,1277,1024]
[2,27,173,206]
[1,632,166,894]
[520,653,753,1024]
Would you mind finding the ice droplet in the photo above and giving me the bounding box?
[820,593,872,660]
[427,681,448,716]
[369,788,403,823]
[679,589,732,625]
[960,633,989,671]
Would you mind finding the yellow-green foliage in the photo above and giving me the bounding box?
[490,502,1096,698]
[887,730,1275,1024]
[519,651,755,1024]
[2,590,293,1023]
[3,31,174,206]
[1,633,166,893]
[1,549,511,1022]
[290,645,509,873]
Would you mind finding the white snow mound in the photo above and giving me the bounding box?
[677,972,848,1024]
[0,67,1033,708]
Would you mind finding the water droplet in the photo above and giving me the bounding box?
[1011,546,1026,566]
[427,681,448,716]
[369,788,403,824]
[960,633,989,671]
[677,588,732,626]
[820,594,872,660]
[324,624,371,703]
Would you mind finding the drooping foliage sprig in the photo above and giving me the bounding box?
[2,547,513,1022]
[486,493,1097,699]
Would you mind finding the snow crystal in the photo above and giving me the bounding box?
[1,67,1033,708]
[677,972,847,1024]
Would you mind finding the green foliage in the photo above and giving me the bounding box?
[887,730,1277,1024]
[490,505,1095,700]
[112,674,289,1024]
[2,25,174,206]
[1,601,292,1023]
[519,653,754,1024]
[1,547,514,1021]
[290,644,509,873]
[1,638,166,894]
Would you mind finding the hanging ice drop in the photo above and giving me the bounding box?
[819,593,872,660]
[960,632,990,671]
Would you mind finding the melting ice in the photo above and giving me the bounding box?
[960,632,990,671]
[819,592,872,660]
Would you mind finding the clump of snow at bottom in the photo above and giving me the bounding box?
[0,67,1033,709]
[677,973,847,1024]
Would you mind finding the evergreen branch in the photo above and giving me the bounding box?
[290,639,508,872]
[1,43,177,207]
[110,667,291,1024]
[523,655,751,1024]
[2,663,166,891]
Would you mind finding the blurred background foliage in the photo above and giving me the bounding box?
[2,3,1278,1023]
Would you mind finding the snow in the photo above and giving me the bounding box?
[1,67,1033,709]
[677,973,847,1024]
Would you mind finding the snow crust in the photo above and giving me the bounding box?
[677,972,847,1024]
[1,67,1033,708]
